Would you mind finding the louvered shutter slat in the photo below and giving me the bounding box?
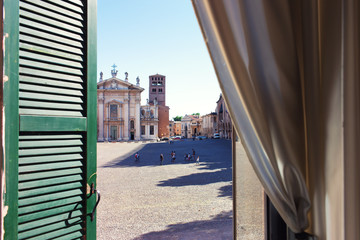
[19,51,83,69]
[19,92,83,103]
[20,42,83,62]
[18,210,83,232]
[19,154,83,164]
[19,84,83,96]
[22,0,83,20]
[20,67,83,82]
[19,34,83,53]
[46,0,84,13]
[18,196,83,215]
[19,2,83,27]
[19,76,83,90]
[19,175,83,189]
[18,189,83,209]
[19,168,83,182]
[19,100,83,111]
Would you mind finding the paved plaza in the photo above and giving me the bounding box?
[96,139,233,240]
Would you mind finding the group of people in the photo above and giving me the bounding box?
[159,151,176,165]
[136,149,199,165]
[184,149,200,165]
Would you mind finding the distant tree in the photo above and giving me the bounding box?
[192,113,200,116]
[173,116,182,121]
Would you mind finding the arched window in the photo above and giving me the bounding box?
[130,120,135,129]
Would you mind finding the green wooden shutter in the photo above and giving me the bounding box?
[4,0,97,239]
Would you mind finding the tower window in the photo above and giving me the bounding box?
[158,88,163,93]
[152,88,156,92]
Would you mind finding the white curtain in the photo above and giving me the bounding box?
[192,0,360,239]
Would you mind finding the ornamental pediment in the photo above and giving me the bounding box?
[97,78,144,91]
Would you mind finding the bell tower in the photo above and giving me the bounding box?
[149,74,166,106]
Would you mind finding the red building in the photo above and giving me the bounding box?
[148,74,170,138]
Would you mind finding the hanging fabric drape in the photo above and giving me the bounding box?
[192,0,360,239]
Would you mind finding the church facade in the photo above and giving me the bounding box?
[97,67,144,141]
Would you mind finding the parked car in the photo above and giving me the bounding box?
[160,137,169,141]
[213,133,220,139]
[170,136,181,140]
[196,136,207,140]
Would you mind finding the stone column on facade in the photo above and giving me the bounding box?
[97,95,104,141]
[105,103,109,141]
[123,97,129,140]
[116,104,120,141]
[135,97,141,140]
[154,123,158,139]
[118,105,123,140]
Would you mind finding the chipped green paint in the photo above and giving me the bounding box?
[3,0,20,239]
[86,0,98,239]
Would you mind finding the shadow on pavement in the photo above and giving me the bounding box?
[218,184,233,199]
[101,139,233,196]
[157,168,231,187]
[133,211,233,240]
[101,139,231,169]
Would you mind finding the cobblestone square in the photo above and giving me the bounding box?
[97,139,233,240]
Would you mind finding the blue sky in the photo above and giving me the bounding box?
[97,0,221,119]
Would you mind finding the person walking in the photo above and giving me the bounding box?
[135,152,140,162]
[160,153,164,165]
[196,156,200,165]
[172,151,176,162]
[192,149,196,161]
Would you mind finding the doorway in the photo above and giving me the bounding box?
[110,126,117,140]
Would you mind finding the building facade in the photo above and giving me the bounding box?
[202,112,217,138]
[97,67,144,141]
[169,121,181,136]
[215,94,232,139]
[149,74,170,138]
[181,115,202,138]
[140,101,159,140]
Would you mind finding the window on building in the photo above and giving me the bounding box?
[110,104,117,120]
[157,81,162,85]
[141,125,145,135]
[158,88,163,93]
[150,125,154,135]
[152,81,157,85]
[130,120,135,129]
[152,88,156,92]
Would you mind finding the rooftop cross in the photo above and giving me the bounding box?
[111,64,117,71]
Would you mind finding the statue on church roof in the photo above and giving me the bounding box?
[136,76,140,86]
[125,72,128,81]
[99,71,103,81]
[111,64,118,78]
